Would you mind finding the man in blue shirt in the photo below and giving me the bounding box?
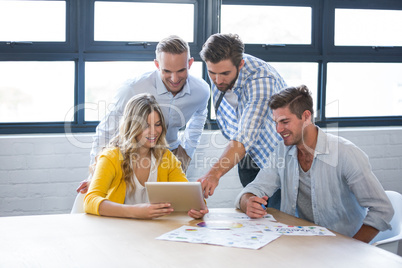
[198,33,287,204]
[77,35,210,193]
[236,85,393,243]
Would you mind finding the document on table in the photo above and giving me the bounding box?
[156,212,335,249]
[156,225,281,250]
[262,223,336,236]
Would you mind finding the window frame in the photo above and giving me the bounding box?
[221,0,402,128]
[0,0,213,134]
[1,0,402,134]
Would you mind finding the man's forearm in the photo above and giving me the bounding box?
[353,224,379,243]
[209,140,246,178]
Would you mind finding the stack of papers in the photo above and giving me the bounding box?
[156,212,335,250]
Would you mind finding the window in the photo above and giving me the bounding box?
[85,61,203,121]
[335,9,402,47]
[0,61,74,123]
[327,1,402,123]
[0,0,66,42]
[94,2,194,42]
[221,5,312,45]
[0,0,207,134]
[326,63,402,117]
[1,0,402,134]
[221,0,402,127]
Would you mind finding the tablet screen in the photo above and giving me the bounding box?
[145,182,206,212]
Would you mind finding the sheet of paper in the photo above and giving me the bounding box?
[203,211,277,222]
[156,225,281,250]
[261,222,336,236]
[156,211,335,249]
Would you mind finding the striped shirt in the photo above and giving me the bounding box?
[212,54,287,168]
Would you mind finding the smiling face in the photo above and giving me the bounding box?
[136,111,163,149]
[154,52,193,96]
[206,59,244,92]
[272,106,307,147]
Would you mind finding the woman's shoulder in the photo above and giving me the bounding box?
[158,149,179,168]
[161,149,173,158]
[99,147,123,162]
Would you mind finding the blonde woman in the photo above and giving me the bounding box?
[84,93,208,219]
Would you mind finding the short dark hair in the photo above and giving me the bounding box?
[199,33,244,67]
[268,85,314,119]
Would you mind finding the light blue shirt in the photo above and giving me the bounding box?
[235,127,394,237]
[91,70,210,164]
[212,54,287,168]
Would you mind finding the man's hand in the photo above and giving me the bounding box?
[197,173,220,198]
[240,193,268,218]
[76,180,90,194]
[197,140,246,198]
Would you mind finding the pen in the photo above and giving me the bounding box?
[261,204,267,210]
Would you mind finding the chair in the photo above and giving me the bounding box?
[70,193,85,214]
[370,191,402,255]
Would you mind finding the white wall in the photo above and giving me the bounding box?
[1,127,402,217]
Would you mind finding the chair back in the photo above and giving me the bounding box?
[370,191,402,254]
[71,193,85,214]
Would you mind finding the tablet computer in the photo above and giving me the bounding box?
[145,182,206,212]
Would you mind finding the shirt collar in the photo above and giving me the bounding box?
[314,127,329,156]
[231,54,250,92]
[155,73,190,97]
[287,126,329,159]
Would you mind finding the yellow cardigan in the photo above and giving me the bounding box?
[84,147,187,215]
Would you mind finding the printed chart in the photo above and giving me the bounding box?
[156,212,335,249]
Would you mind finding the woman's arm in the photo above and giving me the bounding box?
[99,200,174,219]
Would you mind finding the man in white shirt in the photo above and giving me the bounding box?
[236,85,393,243]
[77,35,210,193]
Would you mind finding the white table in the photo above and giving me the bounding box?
[1,208,401,267]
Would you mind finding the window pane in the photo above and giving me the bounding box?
[326,63,402,117]
[0,0,66,42]
[0,62,74,123]
[221,5,311,44]
[210,62,317,120]
[94,2,194,42]
[335,9,402,46]
[270,62,318,114]
[85,61,203,121]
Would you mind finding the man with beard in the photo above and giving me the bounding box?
[198,33,287,207]
[235,85,393,243]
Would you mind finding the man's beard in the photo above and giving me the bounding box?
[216,68,240,92]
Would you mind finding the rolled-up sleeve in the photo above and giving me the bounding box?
[235,164,281,209]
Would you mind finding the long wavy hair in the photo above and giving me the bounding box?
[109,93,168,193]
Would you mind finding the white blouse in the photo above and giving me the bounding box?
[124,153,158,205]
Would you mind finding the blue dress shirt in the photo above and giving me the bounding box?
[90,70,210,164]
[235,127,394,237]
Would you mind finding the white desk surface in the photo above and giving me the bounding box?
[1,208,401,268]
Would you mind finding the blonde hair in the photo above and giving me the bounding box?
[155,35,191,62]
[109,93,167,193]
